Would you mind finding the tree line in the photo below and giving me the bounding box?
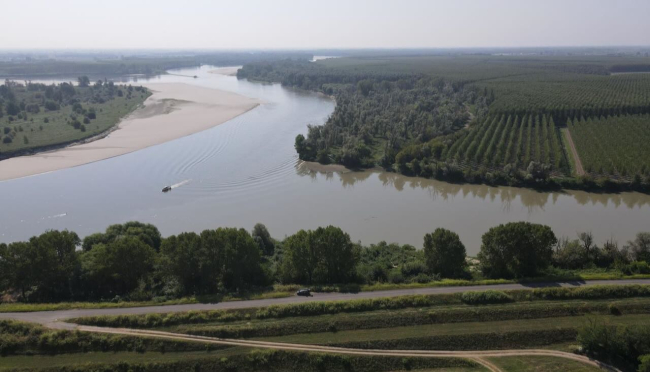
[0,221,648,304]
[238,60,490,168]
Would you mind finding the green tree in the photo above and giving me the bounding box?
[77,76,90,87]
[0,241,34,299]
[218,228,266,290]
[423,228,467,278]
[281,229,317,284]
[252,223,275,256]
[80,237,155,298]
[83,221,162,251]
[5,101,19,116]
[24,230,80,301]
[159,228,265,294]
[158,232,203,295]
[626,232,650,262]
[281,226,358,284]
[478,222,557,278]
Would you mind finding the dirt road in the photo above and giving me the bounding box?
[71,325,620,372]
[562,128,585,176]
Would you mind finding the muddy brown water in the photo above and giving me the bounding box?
[1,66,649,254]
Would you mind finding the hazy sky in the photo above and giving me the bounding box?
[3,0,650,49]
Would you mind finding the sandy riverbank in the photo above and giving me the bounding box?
[208,67,240,76]
[0,83,260,181]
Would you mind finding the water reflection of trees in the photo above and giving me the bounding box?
[295,163,650,210]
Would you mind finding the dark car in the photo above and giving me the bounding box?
[296,288,312,297]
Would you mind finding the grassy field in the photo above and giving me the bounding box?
[0,350,245,370]
[0,348,481,372]
[250,314,650,346]
[0,83,150,156]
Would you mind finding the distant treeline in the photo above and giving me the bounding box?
[0,221,648,304]
[0,52,313,78]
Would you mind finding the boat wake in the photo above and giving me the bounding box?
[171,179,191,189]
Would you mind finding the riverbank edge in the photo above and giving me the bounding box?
[0,83,262,182]
[2,274,649,313]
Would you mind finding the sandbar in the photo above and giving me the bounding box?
[0,83,260,181]
[208,67,240,76]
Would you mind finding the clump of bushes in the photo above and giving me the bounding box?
[461,290,513,305]
[578,319,650,371]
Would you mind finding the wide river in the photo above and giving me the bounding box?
[1,66,649,254]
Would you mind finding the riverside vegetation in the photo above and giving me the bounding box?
[237,55,650,192]
[1,221,648,306]
[0,78,149,158]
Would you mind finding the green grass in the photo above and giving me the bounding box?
[488,356,603,372]
[0,349,248,370]
[252,314,650,345]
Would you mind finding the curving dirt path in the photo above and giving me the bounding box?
[68,325,620,372]
[562,128,585,176]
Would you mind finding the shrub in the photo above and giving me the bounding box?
[461,290,513,305]
[400,261,428,277]
[639,355,650,372]
[44,100,59,111]
[578,319,650,371]
[388,270,405,284]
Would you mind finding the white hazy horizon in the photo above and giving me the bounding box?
[2,0,650,49]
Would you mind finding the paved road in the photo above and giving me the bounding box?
[2,279,649,328]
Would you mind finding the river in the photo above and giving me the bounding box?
[1,65,649,254]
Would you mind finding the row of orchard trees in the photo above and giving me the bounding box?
[440,114,566,172]
[568,114,650,178]
[485,73,650,122]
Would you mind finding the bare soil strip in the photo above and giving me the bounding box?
[70,325,619,372]
[562,128,585,176]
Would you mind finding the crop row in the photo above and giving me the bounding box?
[177,299,650,339]
[484,73,650,121]
[443,114,566,171]
[331,328,577,351]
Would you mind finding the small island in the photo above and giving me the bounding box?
[0,77,150,159]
